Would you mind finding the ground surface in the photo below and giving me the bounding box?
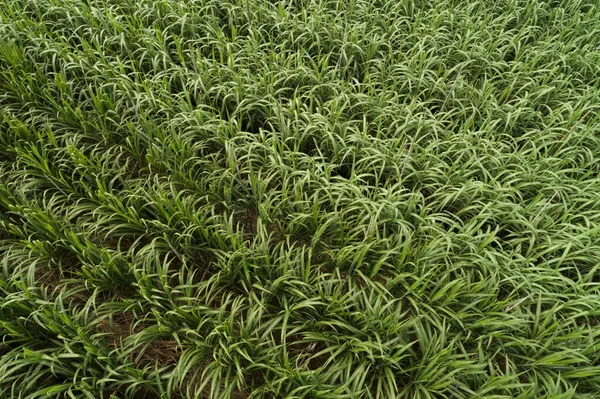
[1,0,600,398]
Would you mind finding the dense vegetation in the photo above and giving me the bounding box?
[1,0,600,397]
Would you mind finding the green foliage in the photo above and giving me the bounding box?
[1,0,600,397]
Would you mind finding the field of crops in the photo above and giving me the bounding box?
[1,0,600,397]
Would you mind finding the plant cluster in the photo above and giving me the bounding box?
[1,0,600,397]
